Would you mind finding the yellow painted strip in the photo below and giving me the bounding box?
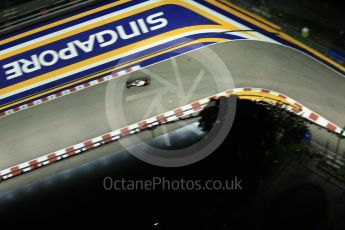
[0,37,227,110]
[240,30,261,40]
[206,0,280,34]
[1,25,235,95]
[234,91,283,102]
[238,96,288,106]
[197,38,227,43]
[179,0,238,28]
[211,91,290,108]
[0,0,163,59]
[278,33,345,73]
[234,91,296,107]
[239,95,277,104]
[217,0,281,31]
[0,0,131,45]
[207,0,345,74]
[1,0,238,60]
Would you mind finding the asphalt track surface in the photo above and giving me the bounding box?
[1,40,345,189]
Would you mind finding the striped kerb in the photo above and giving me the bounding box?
[65,147,76,156]
[48,153,57,163]
[226,90,233,95]
[29,160,38,170]
[138,121,148,131]
[191,102,201,111]
[83,140,94,150]
[156,114,167,123]
[120,127,130,137]
[102,133,112,143]
[174,108,184,117]
[1,86,344,184]
[292,103,302,112]
[11,166,21,176]
[278,94,287,99]
[309,113,319,121]
[327,123,337,132]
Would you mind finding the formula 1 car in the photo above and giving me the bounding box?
[126,77,151,88]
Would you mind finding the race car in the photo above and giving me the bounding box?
[126,77,151,88]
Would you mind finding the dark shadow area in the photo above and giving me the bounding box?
[262,183,328,230]
[1,99,343,229]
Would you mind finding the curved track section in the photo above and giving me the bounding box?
[1,87,343,183]
[1,40,345,187]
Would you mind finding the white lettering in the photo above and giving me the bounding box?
[74,35,96,53]
[4,62,23,80]
[3,12,169,81]
[137,18,149,34]
[147,12,168,31]
[59,42,78,60]
[39,50,59,66]
[116,21,141,40]
[96,30,118,47]
[20,55,41,73]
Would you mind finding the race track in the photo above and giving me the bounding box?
[1,40,345,187]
